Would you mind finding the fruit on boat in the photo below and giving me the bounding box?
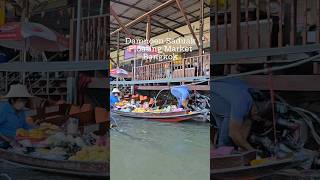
[16,129,28,137]
[132,108,147,113]
[38,123,62,135]
[16,128,46,139]
[68,145,109,162]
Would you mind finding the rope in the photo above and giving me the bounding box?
[267,66,278,146]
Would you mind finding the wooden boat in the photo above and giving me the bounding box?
[111,109,201,122]
[0,148,109,177]
[211,157,300,180]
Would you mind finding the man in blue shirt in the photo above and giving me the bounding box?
[212,78,272,150]
[0,84,33,148]
[171,85,190,109]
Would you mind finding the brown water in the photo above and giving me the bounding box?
[110,115,210,180]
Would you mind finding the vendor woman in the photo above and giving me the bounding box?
[0,84,33,148]
[110,88,121,107]
[170,85,190,109]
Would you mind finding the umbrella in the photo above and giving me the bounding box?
[0,22,68,52]
[110,68,129,78]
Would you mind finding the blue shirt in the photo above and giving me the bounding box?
[171,86,190,108]
[110,94,119,107]
[212,78,253,146]
[0,102,31,138]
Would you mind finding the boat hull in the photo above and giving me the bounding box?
[0,149,109,177]
[111,110,201,122]
[211,158,299,180]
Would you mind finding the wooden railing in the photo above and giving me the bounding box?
[70,14,108,61]
[134,54,210,81]
[212,0,320,52]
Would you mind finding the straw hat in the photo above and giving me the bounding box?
[2,84,33,98]
[112,88,120,93]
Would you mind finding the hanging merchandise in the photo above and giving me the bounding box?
[173,53,182,65]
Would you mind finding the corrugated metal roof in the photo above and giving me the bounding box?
[110,0,210,51]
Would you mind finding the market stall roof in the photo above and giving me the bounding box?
[110,0,210,51]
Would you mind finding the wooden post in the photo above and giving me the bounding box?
[317,0,320,43]
[75,0,82,62]
[290,0,297,46]
[103,16,107,60]
[224,0,228,51]
[278,0,283,47]
[314,0,320,74]
[182,57,185,78]
[214,0,219,51]
[199,0,204,55]
[302,0,308,45]
[146,15,151,43]
[0,0,5,26]
[256,0,260,48]
[230,0,240,51]
[117,31,120,68]
[245,0,249,49]
[69,8,75,62]
[267,0,271,47]
[175,0,200,48]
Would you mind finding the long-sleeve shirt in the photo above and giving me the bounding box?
[171,86,190,108]
[0,102,31,138]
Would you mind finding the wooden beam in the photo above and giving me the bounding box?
[212,44,320,62]
[137,85,209,91]
[175,0,200,48]
[109,56,117,66]
[240,75,320,91]
[110,0,176,36]
[111,0,181,24]
[110,7,134,39]
[110,76,209,85]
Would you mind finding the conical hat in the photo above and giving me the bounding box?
[112,88,120,93]
[2,84,33,98]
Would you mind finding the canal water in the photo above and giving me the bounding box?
[110,115,210,180]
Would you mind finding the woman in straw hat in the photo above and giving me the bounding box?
[110,88,121,107]
[0,84,33,148]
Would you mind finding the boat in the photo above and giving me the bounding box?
[211,157,300,180]
[111,109,201,122]
[0,148,109,177]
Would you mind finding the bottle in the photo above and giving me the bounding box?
[67,118,79,135]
